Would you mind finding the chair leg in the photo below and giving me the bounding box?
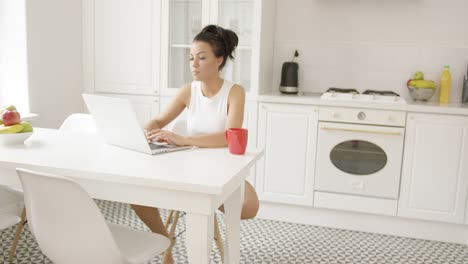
[164,210,174,229]
[8,207,27,262]
[163,211,180,264]
[214,216,225,263]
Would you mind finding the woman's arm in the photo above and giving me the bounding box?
[144,84,190,131]
[183,84,245,148]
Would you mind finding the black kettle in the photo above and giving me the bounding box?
[279,50,299,94]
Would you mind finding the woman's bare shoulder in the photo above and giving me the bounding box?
[228,84,246,101]
[176,83,192,106]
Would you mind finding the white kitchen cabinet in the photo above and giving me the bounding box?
[84,0,275,99]
[83,0,161,96]
[244,100,258,186]
[398,113,468,224]
[466,197,468,225]
[256,103,318,206]
[95,93,159,127]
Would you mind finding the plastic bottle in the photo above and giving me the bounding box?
[439,65,451,104]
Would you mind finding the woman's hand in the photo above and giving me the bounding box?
[145,129,187,146]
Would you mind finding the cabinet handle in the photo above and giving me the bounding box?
[320,126,402,136]
[154,99,159,103]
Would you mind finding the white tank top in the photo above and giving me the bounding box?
[187,80,233,136]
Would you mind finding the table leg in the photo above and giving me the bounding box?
[186,212,214,263]
[224,184,244,264]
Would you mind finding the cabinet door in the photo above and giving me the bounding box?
[244,100,258,186]
[160,0,206,95]
[398,113,468,224]
[466,196,468,224]
[214,0,256,95]
[256,103,318,206]
[96,93,159,127]
[84,0,160,96]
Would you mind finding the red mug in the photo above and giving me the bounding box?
[225,128,248,155]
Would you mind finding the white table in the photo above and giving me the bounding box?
[0,128,263,263]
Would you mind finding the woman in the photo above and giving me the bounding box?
[131,25,259,263]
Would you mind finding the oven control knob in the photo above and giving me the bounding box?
[331,111,338,118]
[357,112,366,120]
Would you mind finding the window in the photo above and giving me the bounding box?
[0,0,30,113]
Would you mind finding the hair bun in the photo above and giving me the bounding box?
[220,28,238,60]
[194,25,239,70]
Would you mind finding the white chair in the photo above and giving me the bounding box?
[0,186,21,231]
[8,113,99,261]
[59,113,98,134]
[16,168,170,264]
[0,213,20,230]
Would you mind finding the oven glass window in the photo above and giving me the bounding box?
[330,140,387,175]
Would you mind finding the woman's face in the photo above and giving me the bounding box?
[190,41,223,81]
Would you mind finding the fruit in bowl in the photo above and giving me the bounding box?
[407,71,437,101]
[0,105,34,145]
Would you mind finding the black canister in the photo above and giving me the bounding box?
[279,50,299,94]
[279,62,299,94]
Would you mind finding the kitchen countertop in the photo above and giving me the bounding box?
[258,91,468,116]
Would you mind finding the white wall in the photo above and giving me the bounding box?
[272,0,468,102]
[25,0,84,128]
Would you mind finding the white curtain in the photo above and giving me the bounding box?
[0,0,30,113]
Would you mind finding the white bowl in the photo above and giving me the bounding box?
[0,132,33,145]
[407,86,436,101]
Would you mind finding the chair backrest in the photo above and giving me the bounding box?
[17,168,127,264]
[59,113,98,134]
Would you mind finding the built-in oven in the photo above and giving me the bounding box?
[315,107,406,199]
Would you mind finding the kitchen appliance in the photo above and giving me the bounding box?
[315,105,406,199]
[463,65,468,104]
[321,88,406,104]
[279,50,299,94]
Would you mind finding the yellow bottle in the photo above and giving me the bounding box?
[439,65,451,104]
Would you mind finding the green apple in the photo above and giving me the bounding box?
[20,121,33,132]
[413,71,424,80]
[1,105,17,113]
[5,105,16,111]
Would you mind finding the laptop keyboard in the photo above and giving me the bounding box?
[149,143,170,150]
[149,143,161,150]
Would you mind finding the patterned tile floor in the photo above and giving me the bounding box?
[1,200,468,263]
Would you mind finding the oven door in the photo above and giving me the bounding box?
[315,122,405,199]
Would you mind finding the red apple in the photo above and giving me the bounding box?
[2,110,21,126]
[406,79,412,87]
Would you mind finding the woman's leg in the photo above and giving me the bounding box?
[131,205,174,263]
[219,181,259,220]
[130,205,169,235]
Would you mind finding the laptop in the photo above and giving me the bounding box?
[82,94,192,155]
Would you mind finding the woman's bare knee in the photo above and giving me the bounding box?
[241,201,259,220]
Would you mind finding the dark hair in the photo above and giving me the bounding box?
[193,25,239,71]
